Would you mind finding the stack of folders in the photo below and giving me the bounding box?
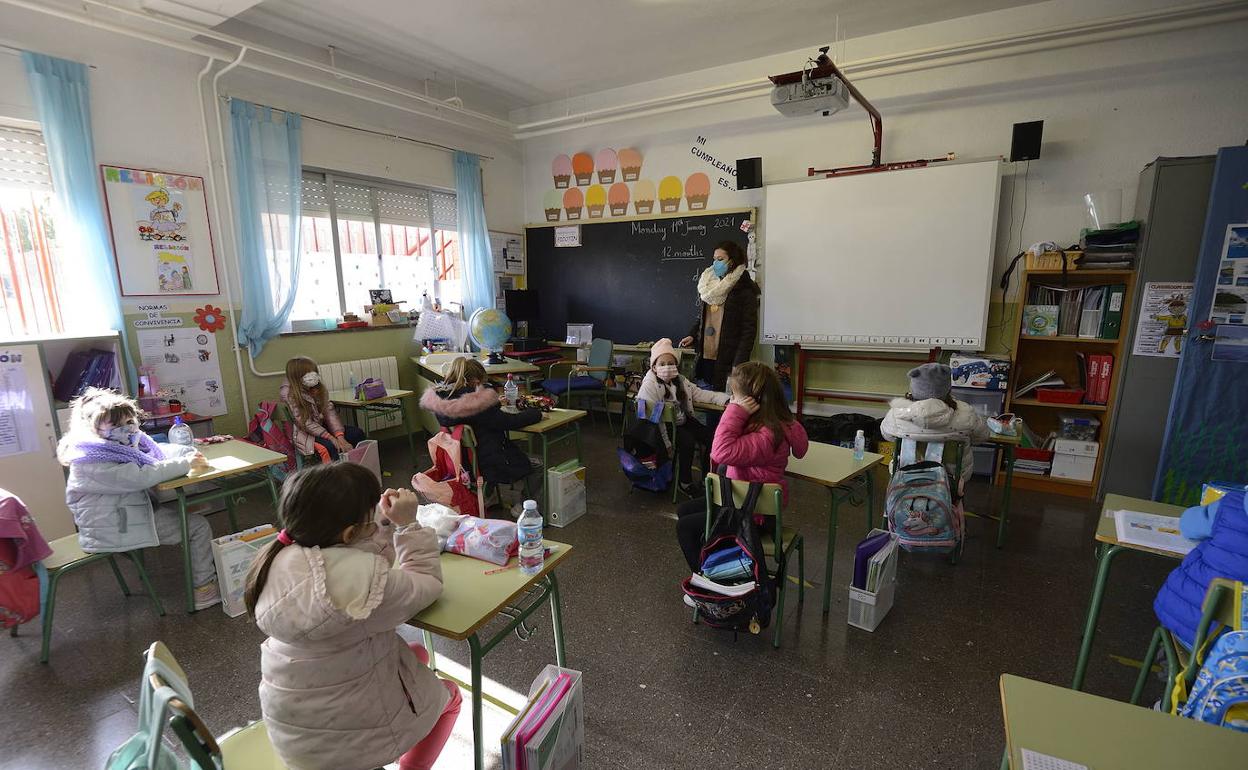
[501,665,584,770]
[688,545,755,597]
[852,531,897,592]
[1041,284,1127,339]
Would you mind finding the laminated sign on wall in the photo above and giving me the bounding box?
[137,326,226,416]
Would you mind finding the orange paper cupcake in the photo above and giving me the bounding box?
[618,148,643,182]
[552,154,572,189]
[633,179,656,214]
[596,149,617,184]
[658,176,683,213]
[563,187,584,220]
[586,184,606,218]
[685,172,711,210]
[543,189,562,222]
[607,183,630,216]
[572,152,594,186]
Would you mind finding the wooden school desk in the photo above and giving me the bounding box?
[1000,674,1247,769]
[515,408,586,518]
[327,388,419,466]
[411,542,572,770]
[411,355,540,382]
[1071,493,1186,691]
[156,439,285,613]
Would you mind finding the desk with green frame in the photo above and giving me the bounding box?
[411,542,572,770]
[514,408,586,518]
[328,388,419,466]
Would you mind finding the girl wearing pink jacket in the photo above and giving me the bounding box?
[676,362,809,570]
[245,463,461,770]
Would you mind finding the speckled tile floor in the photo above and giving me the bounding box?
[1,422,1175,769]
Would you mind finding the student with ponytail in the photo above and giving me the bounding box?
[246,463,460,770]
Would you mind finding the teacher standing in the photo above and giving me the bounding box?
[679,241,760,391]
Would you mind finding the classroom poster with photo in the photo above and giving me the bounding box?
[1133,282,1193,357]
[0,359,37,458]
[1208,224,1248,325]
[136,327,227,416]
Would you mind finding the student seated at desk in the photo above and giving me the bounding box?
[57,388,220,610]
[419,357,543,496]
[281,356,365,462]
[636,338,729,495]
[880,363,988,485]
[1154,488,1248,649]
[246,464,461,770]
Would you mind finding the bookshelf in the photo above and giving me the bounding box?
[998,269,1137,499]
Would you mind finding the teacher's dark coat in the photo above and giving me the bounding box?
[686,272,761,391]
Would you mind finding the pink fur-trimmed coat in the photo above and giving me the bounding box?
[709,403,809,503]
[419,385,542,484]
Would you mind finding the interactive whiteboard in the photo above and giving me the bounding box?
[761,159,1001,351]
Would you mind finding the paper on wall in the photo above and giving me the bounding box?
[0,362,37,457]
[1133,282,1193,357]
[1208,224,1248,325]
[137,327,226,416]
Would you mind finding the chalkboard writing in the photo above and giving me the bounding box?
[525,210,751,345]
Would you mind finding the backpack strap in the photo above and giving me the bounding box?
[899,439,945,467]
[924,441,945,463]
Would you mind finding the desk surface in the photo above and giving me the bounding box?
[412,356,539,376]
[1000,674,1247,769]
[786,440,884,488]
[985,432,1022,446]
[157,439,285,491]
[517,408,586,434]
[548,341,683,355]
[411,541,573,640]
[1097,493,1186,556]
[328,388,415,406]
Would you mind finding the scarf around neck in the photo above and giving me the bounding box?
[697,264,746,306]
[68,433,166,467]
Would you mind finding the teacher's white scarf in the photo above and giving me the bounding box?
[697,264,746,307]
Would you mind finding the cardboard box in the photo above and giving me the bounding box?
[950,355,1011,390]
[211,524,278,617]
[1051,439,1099,482]
[547,460,586,528]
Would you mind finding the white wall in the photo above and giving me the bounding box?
[513,0,1248,301]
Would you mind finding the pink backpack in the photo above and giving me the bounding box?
[412,427,483,517]
[245,401,297,478]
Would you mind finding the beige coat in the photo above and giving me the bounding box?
[254,522,447,770]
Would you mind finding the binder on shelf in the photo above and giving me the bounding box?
[1099,283,1126,339]
[1078,286,1107,338]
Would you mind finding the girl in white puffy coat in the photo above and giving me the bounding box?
[881,363,988,485]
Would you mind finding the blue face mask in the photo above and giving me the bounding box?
[712,259,729,278]
[106,425,139,446]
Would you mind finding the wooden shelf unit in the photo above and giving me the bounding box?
[998,269,1137,499]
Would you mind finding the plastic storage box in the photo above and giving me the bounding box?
[1051,439,1098,482]
[847,529,899,632]
[546,460,587,527]
[1058,414,1101,441]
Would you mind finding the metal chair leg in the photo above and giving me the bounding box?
[126,551,166,617]
[225,495,239,532]
[1131,626,1164,706]
[797,537,806,606]
[39,569,61,664]
[106,555,132,596]
[772,550,786,649]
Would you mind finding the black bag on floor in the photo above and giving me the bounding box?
[618,401,673,492]
[680,471,775,634]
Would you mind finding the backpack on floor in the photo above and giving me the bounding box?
[245,400,296,480]
[681,471,775,634]
[1174,582,1248,732]
[412,426,481,517]
[886,439,963,554]
[618,401,673,493]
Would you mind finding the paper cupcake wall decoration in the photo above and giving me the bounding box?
[552,154,572,189]
[608,183,630,216]
[585,184,606,218]
[543,189,563,222]
[633,179,656,215]
[658,176,683,213]
[563,187,584,220]
[618,148,643,182]
[685,172,711,211]
[572,152,594,185]
[596,149,617,184]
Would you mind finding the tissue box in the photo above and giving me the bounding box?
[949,355,1010,390]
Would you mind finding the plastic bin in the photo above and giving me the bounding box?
[952,387,1005,418]
[847,529,899,632]
[1058,414,1101,441]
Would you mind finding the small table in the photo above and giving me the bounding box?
[412,355,540,382]
[411,542,572,770]
[1000,674,1246,769]
[328,388,419,466]
[1071,493,1186,691]
[156,439,286,613]
[516,409,586,518]
[785,441,886,615]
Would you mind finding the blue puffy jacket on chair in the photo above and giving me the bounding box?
[1154,489,1248,648]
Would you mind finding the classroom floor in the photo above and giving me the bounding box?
[2,420,1177,770]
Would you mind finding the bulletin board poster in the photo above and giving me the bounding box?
[1133,282,1193,358]
[1208,224,1248,325]
[101,165,220,296]
[136,327,227,416]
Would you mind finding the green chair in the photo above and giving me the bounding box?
[33,535,164,664]
[697,473,805,649]
[541,338,615,433]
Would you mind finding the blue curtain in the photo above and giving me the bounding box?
[454,151,495,323]
[21,54,127,347]
[229,99,302,356]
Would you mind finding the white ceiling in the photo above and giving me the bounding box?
[220,0,1047,112]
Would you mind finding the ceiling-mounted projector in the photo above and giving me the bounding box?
[768,47,850,118]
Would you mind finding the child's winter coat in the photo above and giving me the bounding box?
[709,403,809,503]
[634,370,728,423]
[420,385,541,484]
[280,382,346,457]
[880,396,988,483]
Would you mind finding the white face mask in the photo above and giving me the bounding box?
[301,372,321,388]
[102,420,140,446]
[656,364,679,382]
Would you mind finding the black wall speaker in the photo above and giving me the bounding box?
[736,157,763,190]
[1010,120,1044,162]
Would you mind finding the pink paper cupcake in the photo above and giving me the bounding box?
[543,189,562,222]
[563,187,584,220]
[618,148,643,182]
[658,176,683,213]
[685,172,711,210]
[552,154,572,189]
[596,149,618,184]
[572,152,594,186]
[586,184,606,218]
[633,179,656,214]
[608,183,630,216]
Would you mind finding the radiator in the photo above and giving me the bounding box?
[318,356,404,431]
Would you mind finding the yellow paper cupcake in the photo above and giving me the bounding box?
[585,184,606,218]
[658,176,683,213]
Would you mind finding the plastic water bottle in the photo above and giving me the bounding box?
[169,416,194,448]
[348,370,358,399]
[503,374,519,411]
[517,500,544,576]
[853,429,866,461]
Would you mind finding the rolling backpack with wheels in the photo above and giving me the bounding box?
[1174,581,1248,731]
[886,439,963,554]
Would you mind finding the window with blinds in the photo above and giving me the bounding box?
[282,171,459,322]
[0,122,65,338]
[0,124,52,191]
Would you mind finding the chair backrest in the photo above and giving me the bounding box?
[217,721,288,769]
[587,338,613,381]
[1182,577,1245,686]
[704,473,783,518]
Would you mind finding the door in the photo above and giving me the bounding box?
[0,342,74,540]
